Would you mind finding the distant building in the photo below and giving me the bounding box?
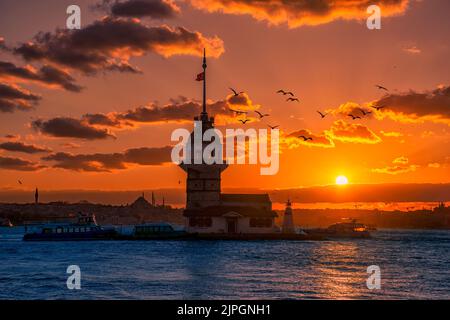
[130,193,153,212]
[180,51,277,234]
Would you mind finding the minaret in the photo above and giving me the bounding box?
[180,49,228,209]
[34,187,39,204]
[282,199,295,233]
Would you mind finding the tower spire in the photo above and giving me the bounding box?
[201,48,207,118]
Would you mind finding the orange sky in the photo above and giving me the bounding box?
[0,0,449,192]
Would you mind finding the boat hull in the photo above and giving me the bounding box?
[23,229,117,241]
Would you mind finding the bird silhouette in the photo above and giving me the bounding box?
[255,111,270,118]
[229,108,248,115]
[239,119,250,124]
[359,108,372,116]
[370,105,385,111]
[298,135,313,141]
[268,125,279,129]
[317,111,328,118]
[348,114,361,120]
[287,97,300,103]
[277,89,294,96]
[375,84,389,91]
[229,87,244,96]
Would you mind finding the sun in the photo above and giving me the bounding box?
[336,175,349,185]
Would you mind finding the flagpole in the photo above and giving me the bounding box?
[202,48,207,116]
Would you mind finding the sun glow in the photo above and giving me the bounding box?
[336,175,349,185]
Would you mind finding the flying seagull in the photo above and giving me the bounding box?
[298,135,313,141]
[239,119,250,124]
[348,114,361,120]
[268,124,279,130]
[370,105,385,111]
[359,108,372,116]
[287,97,300,103]
[317,111,328,118]
[255,111,270,119]
[229,108,248,115]
[375,84,389,92]
[229,87,244,96]
[277,89,294,96]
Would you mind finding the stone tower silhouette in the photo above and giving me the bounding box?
[179,49,228,209]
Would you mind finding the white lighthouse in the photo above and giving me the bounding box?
[282,199,295,233]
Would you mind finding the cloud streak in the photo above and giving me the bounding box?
[326,120,381,144]
[0,83,41,113]
[188,0,409,28]
[0,141,51,154]
[372,156,419,175]
[42,146,172,172]
[32,117,116,140]
[0,61,82,92]
[0,156,44,171]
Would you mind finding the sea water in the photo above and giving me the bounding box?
[0,227,449,299]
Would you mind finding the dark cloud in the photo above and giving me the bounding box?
[0,156,44,171]
[0,83,41,112]
[42,146,172,172]
[4,134,18,139]
[82,113,123,127]
[32,117,115,140]
[374,85,450,125]
[98,0,180,18]
[0,61,82,92]
[116,98,232,124]
[0,141,51,154]
[14,17,224,74]
[189,0,409,28]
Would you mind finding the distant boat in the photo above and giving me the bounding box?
[23,213,117,241]
[307,219,371,239]
[0,218,13,227]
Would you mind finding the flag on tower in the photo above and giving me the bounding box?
[195,71,205,81]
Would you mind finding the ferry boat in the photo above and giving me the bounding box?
[23,213,117,241]
[307,219,371,239]
[131,222,189,239]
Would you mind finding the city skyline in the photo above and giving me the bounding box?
[0,0,449,193]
